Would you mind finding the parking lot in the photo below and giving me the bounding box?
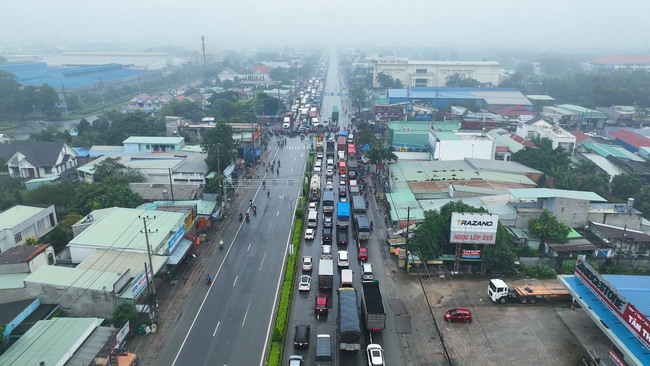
[388,272,603,366]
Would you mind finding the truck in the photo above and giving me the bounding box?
[332,106,339,122]
[338,287,361,351]
[488,278,572,304]
[316,140,324,152]
[337,201,350,228]
[361,282,386,332]
[326,138,335,157]
[315,334,332,366]
[351,195,366,215]
[309,174,321,201]
[322,191,335,215]
[348,156,358,174]
[355,215,371,241]
[318,259,334,290]
[337,136,347,151]
[309,107,318,118]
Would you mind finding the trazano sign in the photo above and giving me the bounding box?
[449,212,498,245]
[575,259,650,350]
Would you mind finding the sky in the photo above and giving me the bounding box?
[2,0,650,53]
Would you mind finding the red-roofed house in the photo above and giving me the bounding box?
[571,130,590,144]
[0,244,55,274]
[490,105,536,119]
[252,65,270,75]
[587,56,650,71]
[609,129,650,153]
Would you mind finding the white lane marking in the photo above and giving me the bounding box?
[212,321,221,337]
[259,252,266,270]
[232,276,238,287]
[291,168,294,172]
[276,210,280,216]
[247,243,252,251]
[242,300,252,327]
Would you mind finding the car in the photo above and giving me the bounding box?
[289,355,304,366]
[302,256,313,271]
[339,181,346,190]
[315,293,328,314]
[309,202,319,211]
[322,228,333,242]
[314,166,321,173]
[337,250,349,267]
[358,247,368,261]
[361,156,369,164]
[444,307,472,323]
[298,275,311,291]
[321,244,332,259]
[367,344,385,365]
[326,169,334,177]
[340,173,347,180]
[338,189,347,198]
[323,216,333,227]
[337,231,348,245]
[304,228,315,240]
[349,171,356,179]
[316,152,324,159]
[325,181,333,191]
[327,158,334,166]
[293,323,311,348]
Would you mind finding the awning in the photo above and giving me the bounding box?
[211,208,222,218]
[255,149,262,156]
[166,238,193,265]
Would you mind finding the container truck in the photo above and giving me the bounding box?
[338,287,361,351]
[309,174,321,201]
[337,202,350,228]
[337,137,347,151]
[315,334,332,366]
[355,215,371,241]
[326,138,335,157]
[332,106,339,122]
[488,278,572,304]
[351,195,366,215]
[318,259,334,290]
[348,156,359,174]
[322,191,335,215]
[361,282,386,332]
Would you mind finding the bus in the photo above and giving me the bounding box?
[347,144,356,158]
[339,161,347,175]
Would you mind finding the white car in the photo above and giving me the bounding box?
[367,344,384,365]
[298,275,311,291]
[323,216,333,227]
[302,256,313,271]
[317,152,324,159]
[309,202,319,211]
[325,181,334,191]
[326,169,334,178]
[304,228,315,240]
[337,250,350,268]
[314,166,321,173]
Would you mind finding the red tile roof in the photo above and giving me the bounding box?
[252,65,270,74]
[492,105,536,117]
[571,130,589,143]
[510,134,536,148]
[610,129,650,148]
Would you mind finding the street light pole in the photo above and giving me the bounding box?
[140,215,159,322]
[405,207,411,275]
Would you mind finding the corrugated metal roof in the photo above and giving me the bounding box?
[580,153,624,180]
[605,275,650,316]
[0,317,103,366]
[25,265,121,291]
[0,205,49,230]
[582,142,645,161]
[76,249,168,277]
[122,136,184,144]
[610,129,650,149]
[508,188,607,202]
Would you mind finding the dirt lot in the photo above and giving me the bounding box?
[391,275,589,366]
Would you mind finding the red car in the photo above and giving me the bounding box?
[444,308,472,323]
[315,293,328,314]
[358,247,368,261]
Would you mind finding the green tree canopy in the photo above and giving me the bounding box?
[611,174,642,200]
[364,146,397,164]
[92,157,144,184]
[203,122,237,174]
[161,99,204,121]
[375,72,404,89]
[528,210,571,244]
[483,225,517,272]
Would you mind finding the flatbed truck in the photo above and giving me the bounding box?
[488,278,572,304]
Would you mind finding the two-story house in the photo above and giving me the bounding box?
[515,116,577,153]
[0,142,78,179]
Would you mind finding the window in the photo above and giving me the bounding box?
[37,218,46,233]
[14,232,22,244]
[44,167,52,174]
[49,213,56,227]
[415,78,428,87]
[415,68,428,74]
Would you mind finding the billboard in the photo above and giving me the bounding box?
[575,259,650,350]
[450,212,498,245]
[461,249,481,259]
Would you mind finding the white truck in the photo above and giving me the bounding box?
[488,278,572,304]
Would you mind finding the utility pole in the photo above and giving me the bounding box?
[216,146,223,217]
[405,207,411,275]
[140,215,159,322]
[167,168,175,201]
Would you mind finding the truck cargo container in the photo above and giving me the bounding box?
[318,259,334,290]
[361,282,386,332]
[322,191,335,215]
[315,334,332,366]
[338,287,361,351]
[337,202,350,228]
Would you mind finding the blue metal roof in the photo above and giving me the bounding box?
[604,275,650,316]
[561,276,650,364]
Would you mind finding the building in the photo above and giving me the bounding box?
[373,59,500,88]
[609,129,650,153]
[122,136,185,154]
[125,92,175,113]
[387,120,460,160]
[44,51,186,70]
[0,244,55,274]
[0,141,79,179]
[486,128,533,161]
[542,104,608,130]
[388,87,532,111]
[0,205,57,253]
[585,56,650,71]
[427,130,495,161]
[0,298,59,342]
[515,116,577,153]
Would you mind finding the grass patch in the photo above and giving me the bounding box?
[0,124,16,131]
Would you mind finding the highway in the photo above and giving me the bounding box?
[154,131,310,365]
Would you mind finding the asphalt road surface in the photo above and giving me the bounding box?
[152,136,309,366]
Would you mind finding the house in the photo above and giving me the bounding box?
[0,205,57,253]
[515,116,576,153]
[609,129,650,153]
[122,136,185,153]
[0,244,55,274]
[217,68,242,83]
[0,141,78,179]
[126,92,175,113]
[427,129,495,161]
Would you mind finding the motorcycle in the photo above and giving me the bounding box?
[206,277,212,285]
[245,212,250,222]
[239,213,244,222]
[253,206,257,215]
[219,240,224,249]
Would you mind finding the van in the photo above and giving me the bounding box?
[307,210,319,228]
[341,269,353,287]
[321,244,332,259]
[362,263,374,282]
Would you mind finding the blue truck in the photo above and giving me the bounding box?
[337,201,350,228]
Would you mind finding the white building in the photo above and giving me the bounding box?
[373,59,500,88]
[0,205,57,253]
[122,136,185,154]
[515,116,577,153]
[427,130,495,161]
[0,142,78,179]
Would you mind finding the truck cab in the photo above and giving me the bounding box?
[488,278,509,303]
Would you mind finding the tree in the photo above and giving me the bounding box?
[446,73,492,88]
[512,138,572,179]
[161,99,203,121]
[483,225,517,272]
[70,183,142,215]
[112,302,137,328]
[203,122,236,174]
[611,174,642,200]
[375,72,402,89]
[364,146,397,164]
[528,210,571,244]
[349,86,368,114]
[92,157,143,184]
[634,186,650,219]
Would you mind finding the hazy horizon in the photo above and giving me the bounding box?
[2,0,650,55]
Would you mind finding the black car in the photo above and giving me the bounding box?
[337,231,348,245]
[293,323,310,348]
[339,189,347,198]
[322,228,333,242]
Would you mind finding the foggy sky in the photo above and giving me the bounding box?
[2,0,650,53]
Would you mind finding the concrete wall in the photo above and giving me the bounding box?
[25,282,116,318]
[519,256,650,272]
[0,263,29,274]
[0,288,28,304]
[546,197,590,228]
[587,212,643,230]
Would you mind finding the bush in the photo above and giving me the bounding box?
[561,259,577,275]
[295,208,304,218]
[516,245,538,257]
[522,264,557,279]
[267,341,281,366]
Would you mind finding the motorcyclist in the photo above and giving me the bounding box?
[249,199,253,208]
[267,189,270,198]
[239,213,243,221]
[219,239,224,248]
[277,167,280,175]
[246,212,250,219]
[206,273,212,284]
[262,179,266,186]
[253,205,257,213]
[370,221,374,230]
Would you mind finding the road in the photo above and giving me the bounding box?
[283,52,404,365]
[151,135,309,365]
[6,115,98,141]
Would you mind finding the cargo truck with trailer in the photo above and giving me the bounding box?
[488,278,572,304]
[337,287,362,351]
[361,282,386,332]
